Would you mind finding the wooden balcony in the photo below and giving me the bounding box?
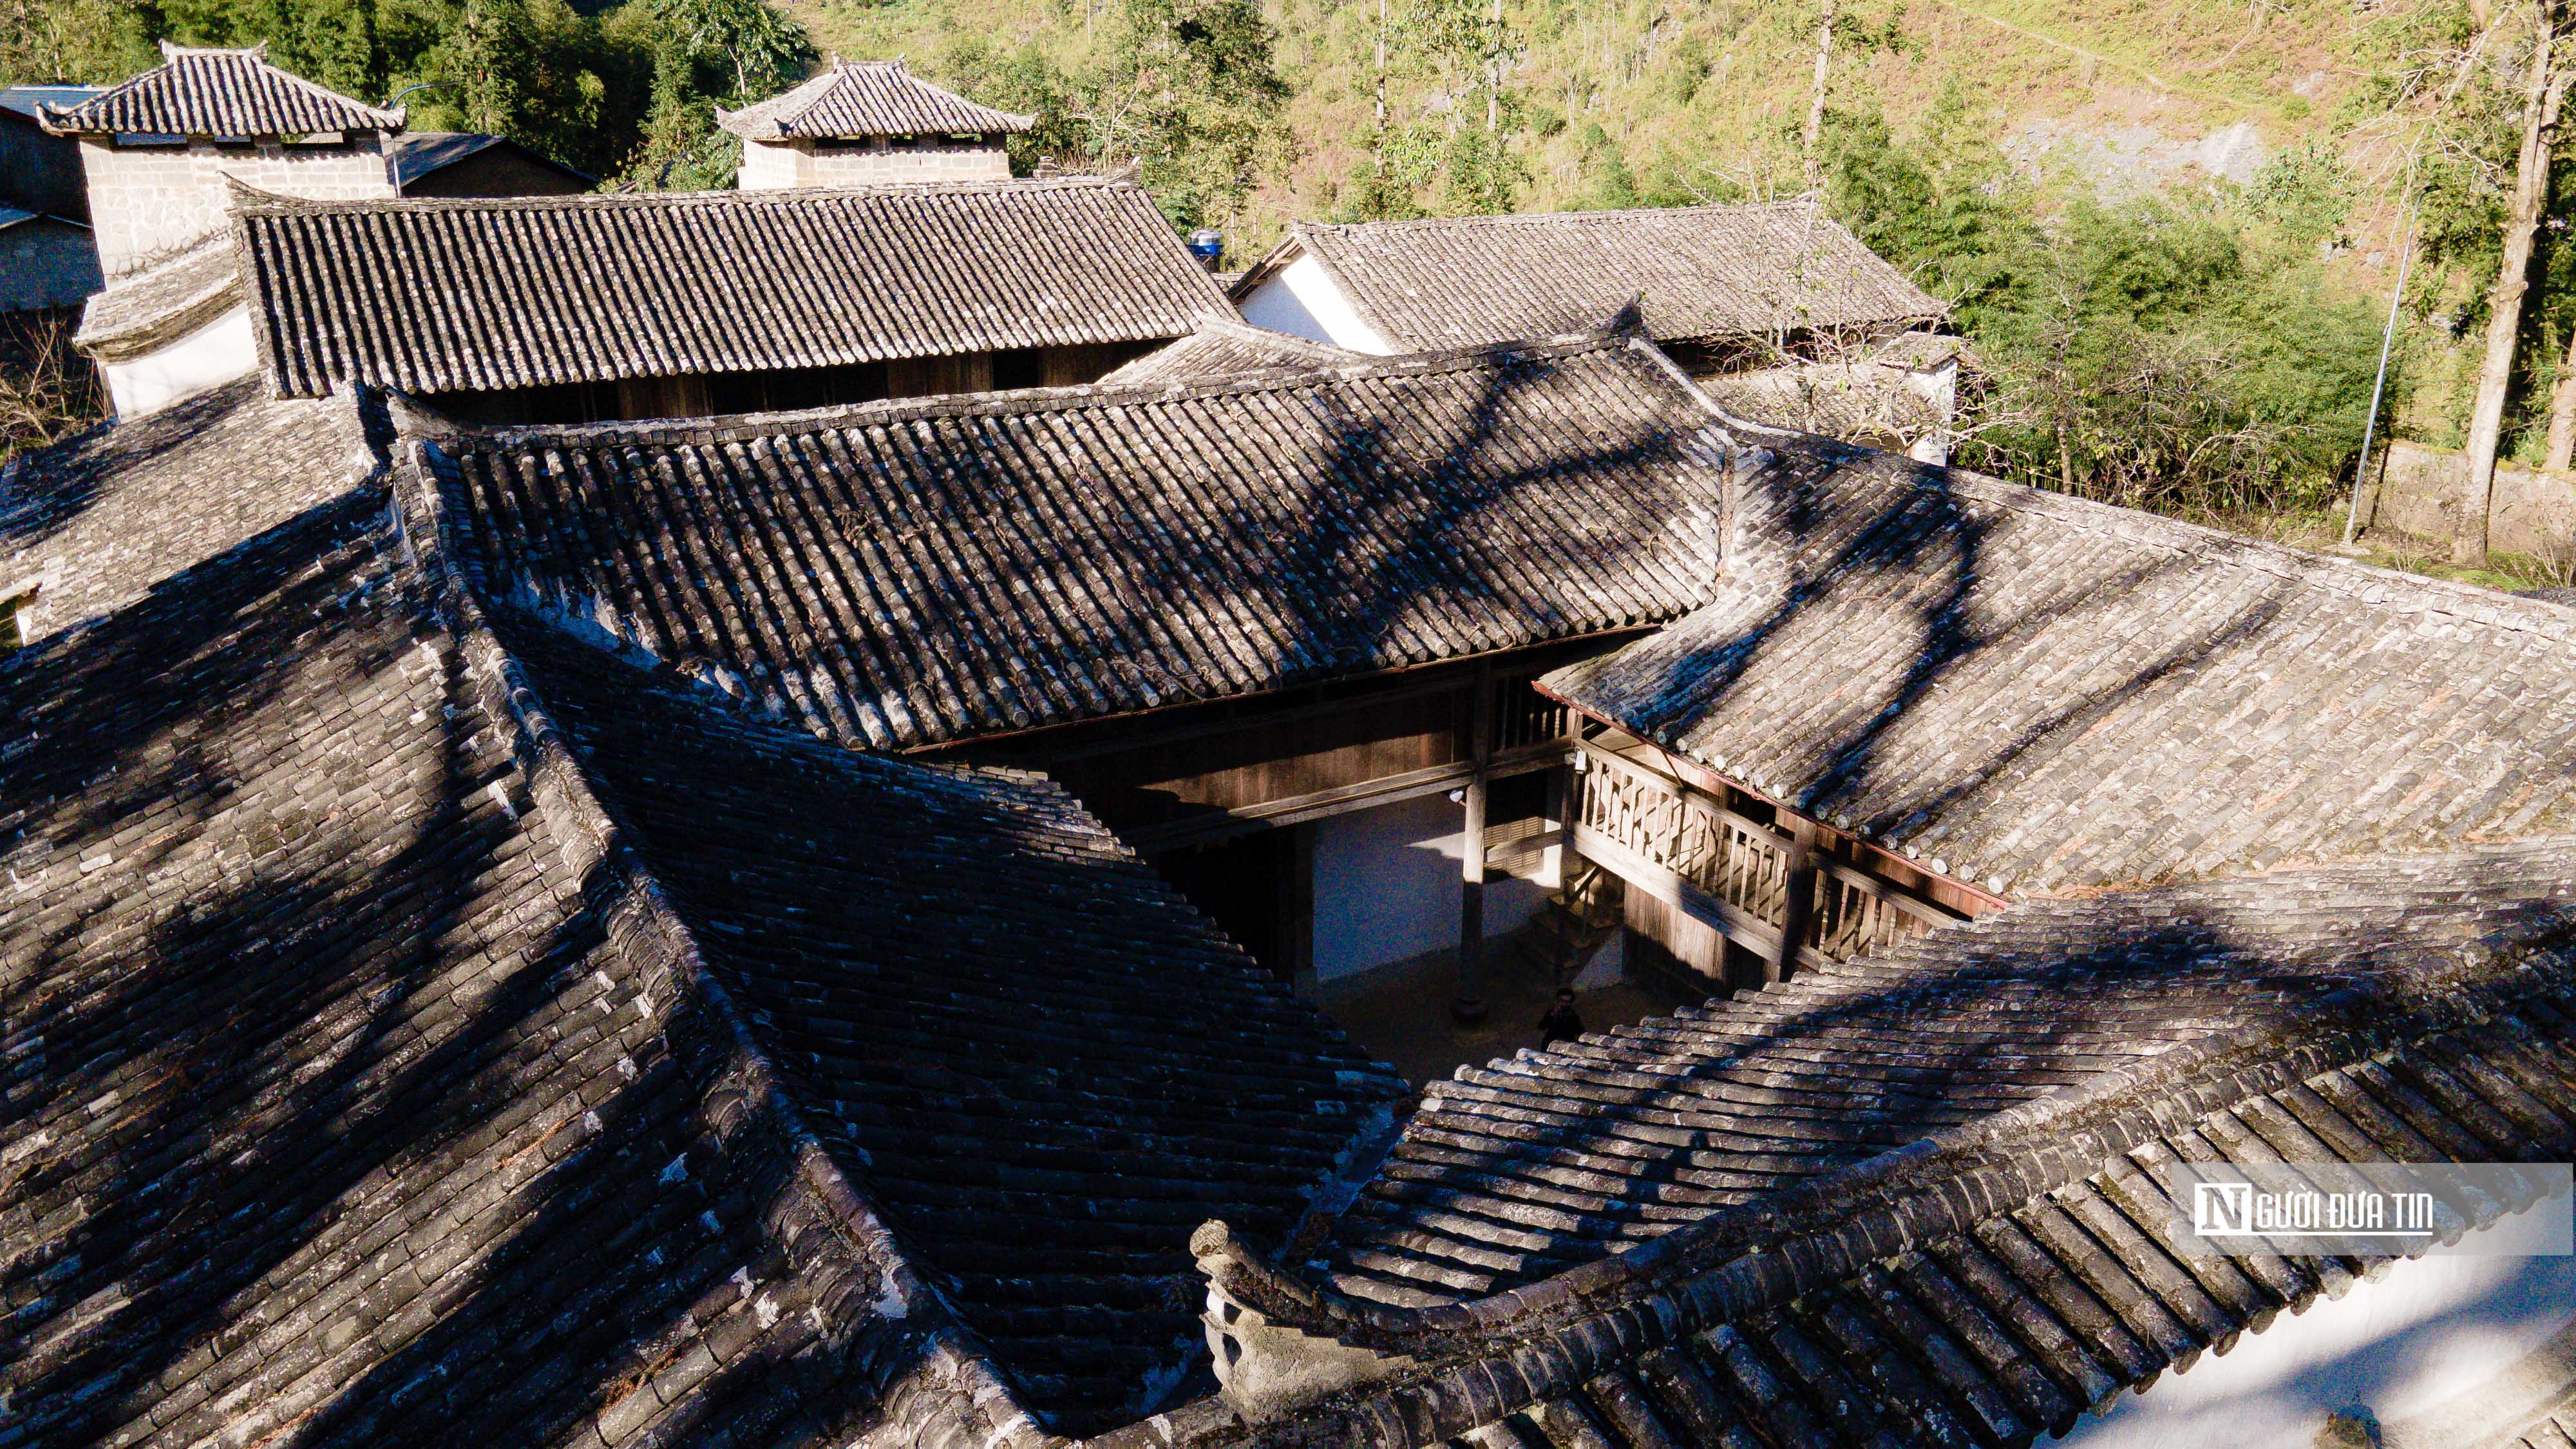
[1569,735,1964,982]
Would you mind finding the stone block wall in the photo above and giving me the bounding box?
[738,137,1010,190]
[2363,439,2576,562]
[80,137,395,276]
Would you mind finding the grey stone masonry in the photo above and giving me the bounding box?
[738,135,1010,188]
[80,133,392,277]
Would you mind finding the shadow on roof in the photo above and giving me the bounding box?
[423,334,1728,752]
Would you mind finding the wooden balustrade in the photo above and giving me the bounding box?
[1570,741,1955,974]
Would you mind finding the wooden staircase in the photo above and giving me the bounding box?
[1503,860,1623,989]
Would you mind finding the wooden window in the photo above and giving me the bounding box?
[1,587,35,652]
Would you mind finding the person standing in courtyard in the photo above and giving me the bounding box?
[1538,987,1586,1048]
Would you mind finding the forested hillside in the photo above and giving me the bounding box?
[8,0,2575,576]
[836,0,2573,546]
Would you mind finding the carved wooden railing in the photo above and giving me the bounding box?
[1571,743,1956,971]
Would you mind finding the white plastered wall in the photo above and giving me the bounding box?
[1309,793,1549,986]
[2052,1204,2576,1448]
[102,303,257,417]
[1236,250,1399,355]
[737,137,1010,189]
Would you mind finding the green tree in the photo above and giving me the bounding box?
[1569,121,1637,211]
[1819,82,2028,322]
[934,0,1294,232]
[1821,97,2383,518]
[157,0,380,97]
[0,0,157,86]
[1439,121,1523,213]
[618,21,730,187]
[606,0,811,187]
[1336,118,1441,220]
[1085,0,1292,228]
[933,34,1084,176]
[649,0,808,103]
[2,0,654,180]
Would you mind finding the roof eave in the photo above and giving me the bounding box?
[1226,231,1307,300]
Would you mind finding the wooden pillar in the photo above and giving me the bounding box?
[1285,820,1317,998]
[1768,819,1822,987]
[1452,661,1495,1021]
[1540,764,1566,891]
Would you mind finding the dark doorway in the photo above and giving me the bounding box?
[1151,828,1304,984]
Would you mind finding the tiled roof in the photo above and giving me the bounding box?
[1544,432,2576,897]
[1095,316,1363,386]
[36,43,402,137]
[1144,835,2576,1448]
[0,375,374,639]
[0,413,1404,1446]
[1694,360,1946,444]
[386,131,594,189]
[423,332,1728,750]
[1309,838,2576,1308]
[234,177,1228,397]
[71,227,239,353]
[0,84,100,122]
[1260,203,1947,352]
[491,615,1405,1431]
[718,61,1034,140]
[0,495,936,1449]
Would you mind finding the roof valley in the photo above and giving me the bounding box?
[401,442,1067,1447]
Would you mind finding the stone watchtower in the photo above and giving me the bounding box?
[717,61,1032,190]
[37,43,402,278]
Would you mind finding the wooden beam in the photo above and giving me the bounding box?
[1123,743,1568,853]
[1573,822,1833,976]
[1577,738,1794,855]
[1815,856,1963,928]
[937,627,1656,761]
[1484,824,1566,871]
[1768,819,1821,987]
[1007,667,1469,766]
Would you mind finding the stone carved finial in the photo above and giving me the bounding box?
[1191,1221,1410,1419]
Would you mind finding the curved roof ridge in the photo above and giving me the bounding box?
[407,329,1725,751]
[717,59,1034,141]
[397,326,1658,451]
[39,43,403,136]
[1295,198,1824,236]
